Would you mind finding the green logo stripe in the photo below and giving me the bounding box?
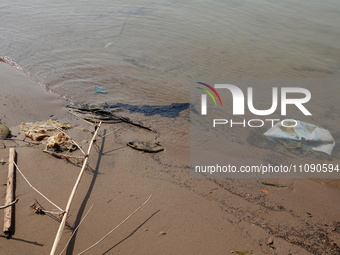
[197,87,217,106]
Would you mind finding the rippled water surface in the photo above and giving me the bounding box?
[1,0,339,143]
[1,0,339,103]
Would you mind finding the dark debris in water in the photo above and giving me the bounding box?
[103,103,191,118]
[66,104,157,132]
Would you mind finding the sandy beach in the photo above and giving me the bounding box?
[0,62,339,254]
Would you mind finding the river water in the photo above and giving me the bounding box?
[1,0,339,145]
[1,0,339,103]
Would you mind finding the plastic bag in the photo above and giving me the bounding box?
[264,120,335,156]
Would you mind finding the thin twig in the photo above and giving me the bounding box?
[13,161,64,212]
[50,122,102,255]
[0,199,18,210]
[78,195,152,255]
[98,130,115,138]
[66,109,94,126]
[4,138,40,146]
[117,11,130,37]
[58,204,94,255]
[56,128,86,155]
[43,150,85,163]
[31,202,64,216]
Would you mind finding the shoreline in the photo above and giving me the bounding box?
[0,62,68,127]
[0,62,339,254]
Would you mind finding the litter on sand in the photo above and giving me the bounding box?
[127,140,164,153]
[21,120,77,151]
[261,188,269,194]
[231,250,253,255]
[264,120,335,156]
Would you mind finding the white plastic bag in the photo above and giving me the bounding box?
[264,120,335,156]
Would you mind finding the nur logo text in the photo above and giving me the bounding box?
[197,83,312,116]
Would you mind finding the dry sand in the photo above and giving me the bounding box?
[0,62,339,254]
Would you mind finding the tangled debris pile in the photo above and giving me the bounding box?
[21,120,77,152]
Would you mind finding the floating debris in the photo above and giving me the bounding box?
[94,85,107,94]
[103,102,191,118]
[104,42,113,48]
[127,140,164,153]
[264,120,335,156]
[66,104,157,133]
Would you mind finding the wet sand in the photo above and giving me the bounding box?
[0,62,339,254]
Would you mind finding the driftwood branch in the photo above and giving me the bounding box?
[3,148,16,238]
[78,195,152,255]
[50,122,102,255]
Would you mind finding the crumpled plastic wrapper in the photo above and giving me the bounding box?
[264,120,335,156]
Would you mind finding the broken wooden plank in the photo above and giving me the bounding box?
[3,148,16,238]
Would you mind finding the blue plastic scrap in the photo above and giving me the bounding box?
[94,86,107,94]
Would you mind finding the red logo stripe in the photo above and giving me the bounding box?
[197,82,223,106]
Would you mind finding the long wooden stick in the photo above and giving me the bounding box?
[58,204,94,255]
[78,195,152,255]
[50,122,102,255]
[3,148,16,238]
